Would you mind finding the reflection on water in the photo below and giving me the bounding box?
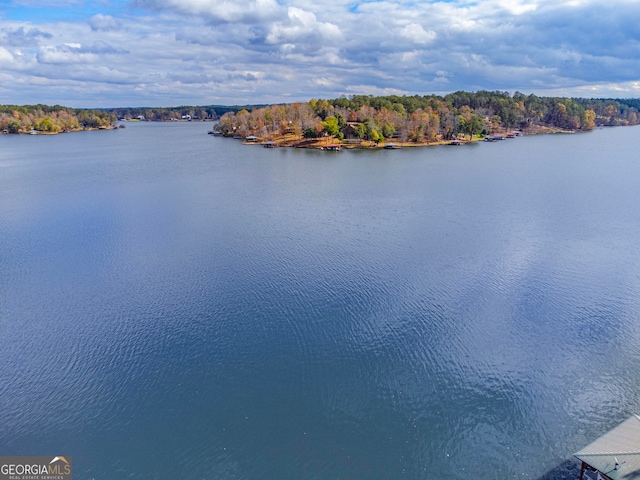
[1,123,640,478]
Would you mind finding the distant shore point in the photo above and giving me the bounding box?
[3,125,120,135]
[211,92,638,151]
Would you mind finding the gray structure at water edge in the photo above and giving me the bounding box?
[575,415,640,480]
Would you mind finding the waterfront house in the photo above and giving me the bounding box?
[341,123,360,139]
[324,144,341,151]
[575,415,640,480]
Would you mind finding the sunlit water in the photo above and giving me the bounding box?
[2,122,640,479]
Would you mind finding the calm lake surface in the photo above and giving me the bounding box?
[2,122,640,479]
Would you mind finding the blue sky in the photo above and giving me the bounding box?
[1,0,640,107]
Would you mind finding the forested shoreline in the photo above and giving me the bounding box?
[0,104,242,134]
[215,92,640,145]
[0,105,117,134]
[1,92,639,139]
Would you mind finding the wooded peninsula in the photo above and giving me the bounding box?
[2,92,639,148]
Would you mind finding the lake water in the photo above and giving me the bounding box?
[2,122,640,479]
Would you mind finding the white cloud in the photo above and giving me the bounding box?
[487,0,539,15]
[399,23,436,44]
[36,41,128,64]
[344,84,408,96]
[2,26,53,47]
[1,0,640,106]
[37,45,88,64]
[227,70,265,81]
[89,14,121,31]
[400,51,419,63]
[265,7,342,46]
[0,47,15,64]
[134,0,283,23]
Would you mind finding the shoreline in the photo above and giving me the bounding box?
[230,124,583,150]
[3,118,211,135]
[2,120,583,141]
[3,125,119,135]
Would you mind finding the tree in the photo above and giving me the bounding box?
[460,115,483,139]
[381,122,395,139]
[35,117,57,132]
[7,119,21,133]
[583,109,596,130]
[322,116,340,137]
[304,127,319,138]
[364,119,382,142]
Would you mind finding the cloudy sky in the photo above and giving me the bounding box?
[1,0,640,107]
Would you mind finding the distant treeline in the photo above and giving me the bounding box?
[2,93,639,137]
[0,104,117,133]
[108,104,262,122]
[0,104,249,134]
[215,91,640,143]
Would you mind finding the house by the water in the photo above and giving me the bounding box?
[324,144,341,151]
[575,415,640,480]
